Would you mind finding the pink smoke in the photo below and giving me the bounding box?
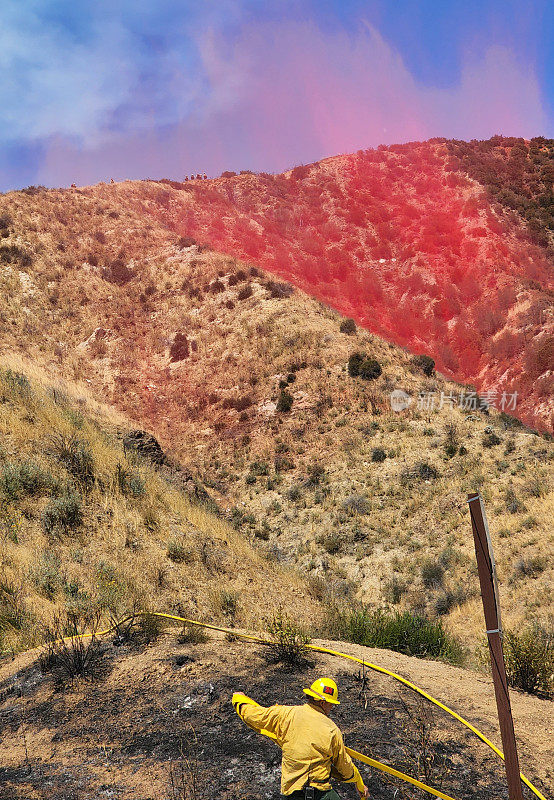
[36,18,549,187]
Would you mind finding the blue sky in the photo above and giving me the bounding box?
[0,0,552,191]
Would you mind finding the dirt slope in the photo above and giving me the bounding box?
[0,627,552,800]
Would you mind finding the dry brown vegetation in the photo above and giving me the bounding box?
[0,182,552,654]
[0,358,322,656]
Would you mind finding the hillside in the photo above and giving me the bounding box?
[0,184,552,650]
[0,359,322,656]
[148,136,553,434]
[0,627,552,799]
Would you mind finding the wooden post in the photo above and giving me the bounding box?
[468,492,524,800]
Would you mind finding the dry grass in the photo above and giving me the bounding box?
[0,183,552,655]
[0,360,322,655]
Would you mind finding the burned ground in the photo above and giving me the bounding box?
[0,630,551,800]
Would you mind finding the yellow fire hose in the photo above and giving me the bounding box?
[68,611,547,800]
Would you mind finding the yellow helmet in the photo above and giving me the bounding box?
[303,677,340,705]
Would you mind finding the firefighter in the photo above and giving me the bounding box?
[232,677,369,799]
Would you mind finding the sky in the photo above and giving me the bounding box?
[0,0,553,191]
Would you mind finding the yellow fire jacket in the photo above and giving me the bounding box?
[232,693,365,796]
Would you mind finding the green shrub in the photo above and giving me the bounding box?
[42,492,83,537]
[0,581,28,636]
[340,318,357,334]
[511,555,546,580]
[359,358,382,380]
[0,500,21,543]
[318,531,342,554]
[166,538,191,564]
[412,354,435,376]
[349,352,383,380]
[444,423,459,458]
[330,606,463,664]
[288,485,302,502]
[274,454,295,472]
[178,623,209,644]
[116,463,146,497]
[421,560,445,589]
[433,586,467,616]
[264,610,311,667]
[341,494,370,515]
[267,280,293,298]
[0,369,32,398]
[371,447,387,463]
[137,612,164,643]
[504,624,553,697]
[483,431,502,448]
[0,461,55,501]
[347,352,365,377]
[505,487,526,514]
[33,552,62,599]
[400,461,439,484]
[0,244,32,267]
[382,576,406,605]
[49,434,95,491]
[277,389,294,412]
[215,590,239,621]
[306,463,325,486]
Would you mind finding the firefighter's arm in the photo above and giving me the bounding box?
[331,730,367,796]
[231,692,282,738]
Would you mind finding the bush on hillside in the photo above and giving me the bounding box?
[340,318,357,334]
[0,244,33,267]
[412,354,435,376]
[177,235,197,248]
[0,213,12,231]
[116,464,146,498]
[329,606,463,664]
[48,434,95,491]
[0,369,32,398]
[170,332,189,362]
[42,492,83,537]
[40,609,103,685]
[237,283,253,300]
[103,258,133,285]
[347,352,382,380]
[264,610,311,667]
[400,461,440,485]
[421,560,445,589]
[483,430,502,447]
[347,352,363,377]
[504,624,554,698]
[266,280,294,299]
[277,389,294,412]
[359,358,382,380]
[371,447,387,463]
[0,461,56,501]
